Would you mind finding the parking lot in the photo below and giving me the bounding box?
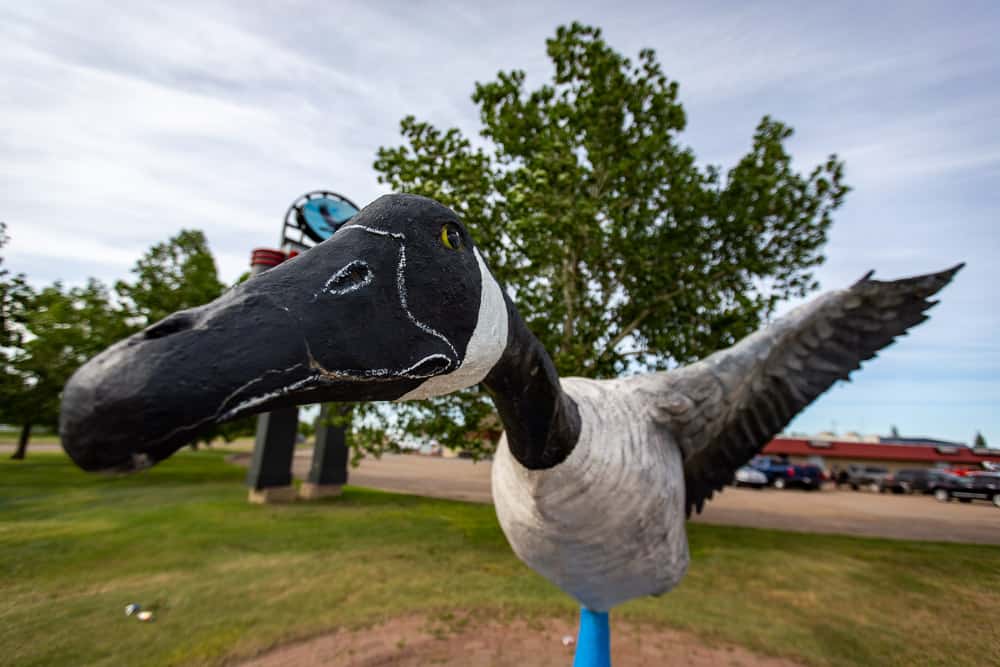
[289,452,1000,545]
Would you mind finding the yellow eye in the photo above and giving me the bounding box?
[441,223,463,250]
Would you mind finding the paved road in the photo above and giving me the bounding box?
[12,444,998,544]
[289,452,1000,545]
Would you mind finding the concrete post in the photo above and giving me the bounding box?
[246,407,299,503]
[300,404,349,499]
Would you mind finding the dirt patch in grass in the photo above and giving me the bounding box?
[237,613,805,667]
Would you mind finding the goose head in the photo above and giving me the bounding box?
[60,194,510,472]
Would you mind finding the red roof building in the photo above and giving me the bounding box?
[763,437,1000,471]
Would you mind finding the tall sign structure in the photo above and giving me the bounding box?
[245,191,361,503]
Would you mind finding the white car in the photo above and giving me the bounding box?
[734,466,768,488]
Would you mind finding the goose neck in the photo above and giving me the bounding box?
[482,301,580,470]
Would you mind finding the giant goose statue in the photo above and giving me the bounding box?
[60,194,961,666]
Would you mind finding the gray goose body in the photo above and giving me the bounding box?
[494,375,688,611]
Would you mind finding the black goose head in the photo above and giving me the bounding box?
[59,194,510,472]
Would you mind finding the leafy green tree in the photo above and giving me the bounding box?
[373,22,848,456]
[0,223,31,352]
[298,418,316,442]
[115,229,225,327]
[6,280,126,458]
[973,431,987,448]
[1,224,34,454]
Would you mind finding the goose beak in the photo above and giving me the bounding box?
[59,223,466,473]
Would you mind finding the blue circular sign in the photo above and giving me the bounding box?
[300,197,359,240]
[287,191,361,245]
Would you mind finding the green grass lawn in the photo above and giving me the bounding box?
[2,452,998,667]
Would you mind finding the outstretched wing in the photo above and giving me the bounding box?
[648,264,963,516]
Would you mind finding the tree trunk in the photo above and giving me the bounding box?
[10,420,31,460]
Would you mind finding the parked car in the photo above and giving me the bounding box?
[880,468,962,495]
[930,473,975,503]
[938,472,1000,508]
[733,465,768,488]
[845,464,890,492]
[749,456,823,490]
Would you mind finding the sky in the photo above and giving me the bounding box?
[1,1,997,445]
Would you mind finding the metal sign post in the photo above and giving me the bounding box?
[245,191,361,504]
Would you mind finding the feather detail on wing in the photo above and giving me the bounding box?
[646,264,964,517]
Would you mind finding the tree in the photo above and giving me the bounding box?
[0,223,31,351]
[890,425,901,439]
[6,280,125,458]
[298,418,316,442]
[1,223,34,454]
[974,431,987,448]
[115,229,225,326]
[373,23,848,456]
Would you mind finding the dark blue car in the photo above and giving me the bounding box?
[749,456,823,490]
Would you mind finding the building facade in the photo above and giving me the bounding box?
[763,437,1000,473]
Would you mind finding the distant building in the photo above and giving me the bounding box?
[764,436,1000,472]
[876,435,968,447]
[804,430,880,443]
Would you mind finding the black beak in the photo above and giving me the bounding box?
[59,202,480,472]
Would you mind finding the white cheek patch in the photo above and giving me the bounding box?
[399,248,508,400]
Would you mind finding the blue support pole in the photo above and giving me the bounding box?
[572,607,611,667]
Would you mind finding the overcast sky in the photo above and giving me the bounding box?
[1,1,996,444]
